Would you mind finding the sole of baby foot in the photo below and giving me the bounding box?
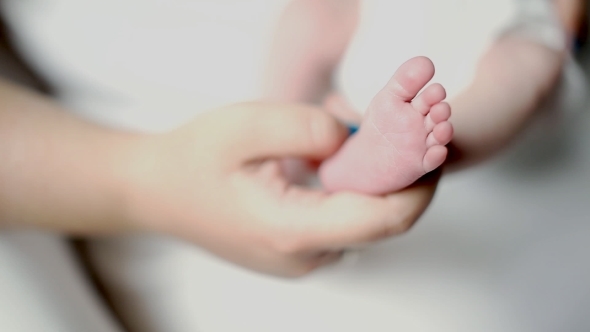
[319,56,453,195]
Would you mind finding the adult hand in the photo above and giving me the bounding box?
[126,102,439,277]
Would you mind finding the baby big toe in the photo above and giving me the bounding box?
[384,56,435,102]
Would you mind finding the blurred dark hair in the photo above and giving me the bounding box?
[0,10,53,93]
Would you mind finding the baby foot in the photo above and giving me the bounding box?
[319,56,453,194]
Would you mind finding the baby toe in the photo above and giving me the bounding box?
[412,83,446,115]
[426,132,439,147]
[433,121,453,145]
[423,145,448,172]
[429,102,451,123]
[424,114,436,132]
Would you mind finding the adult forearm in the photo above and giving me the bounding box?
[0,78,140,234]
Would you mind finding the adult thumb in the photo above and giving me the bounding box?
[220,102,349,164]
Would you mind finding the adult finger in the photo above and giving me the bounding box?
[216,102,349,167]
[268,170,441,254]
[323,93,362,125]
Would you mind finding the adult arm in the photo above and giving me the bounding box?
[0,78,138,233]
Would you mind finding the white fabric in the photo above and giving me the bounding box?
[504,0,568,51]
[1,1,589,332]
[0,0,291,131]
[0,231,123,332]
[338,0,514,112]
[338,0,570,113]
